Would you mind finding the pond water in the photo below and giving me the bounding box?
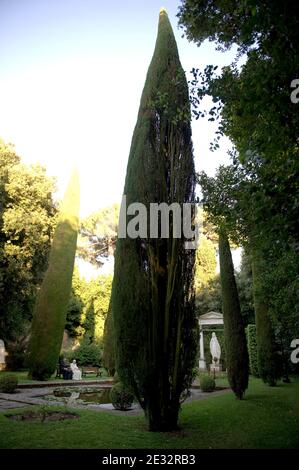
[42,387,112,405]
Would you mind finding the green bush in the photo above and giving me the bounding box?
[200,375,216,392]
[70,342,102,367]
[110,382,134,411]
[113,371,119,383]
[0,375,18,393]
[246,324,259,377]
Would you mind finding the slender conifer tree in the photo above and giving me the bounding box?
[28,170,80,380]
[219,227,249,399]
[112,10,197,431]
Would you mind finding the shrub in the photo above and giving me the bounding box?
[200,375,216,392]
[113,371,119,383]
[246,324,259,377]
[110,382,134,411]
[0,375,18,393]
[70,342,102,367]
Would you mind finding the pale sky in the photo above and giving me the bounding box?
[0,0,237,218]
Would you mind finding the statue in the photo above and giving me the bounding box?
[68,391,80,405]
[210,332,221,364]
[0,340,7,370]
[70,359,82,380]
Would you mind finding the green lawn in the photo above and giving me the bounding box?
[0,377,298,449]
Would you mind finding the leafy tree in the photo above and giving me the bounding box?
[65,269,112,348]
[196,275,222,316]
[112,10,197,431]
[200,165,286,385]
[27,170,80,380]
[199,165,283,384]
[178,1,299,380]
[194,234,216,294]
[78,274,112,343]
[0,140,56,365]
[78,204,119,267]
[219,227,249,399]
[69,341,102,367]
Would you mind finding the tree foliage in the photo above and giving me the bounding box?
[219,227,249,399]
[198,164,284,384]
[65,267,84,338]
[112,10,197,431]
[0,140,56,365]
[251,253,281,385]
[102,301,115,376]
[194,234,216,294]
[78,204,119,267]
[246,324,259,377]
[66,270,112,345]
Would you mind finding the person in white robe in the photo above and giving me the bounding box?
[70,359,82,380]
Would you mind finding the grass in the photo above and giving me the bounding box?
[0,368,110,384]
[0,377,298,448]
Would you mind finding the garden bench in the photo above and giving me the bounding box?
[81,366,101,377]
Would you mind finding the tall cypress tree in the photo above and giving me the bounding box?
[219,227,249,399]
[102,301,116,376]
[112,10,197,431]
[251,253,280,386]
[28,170,80,380]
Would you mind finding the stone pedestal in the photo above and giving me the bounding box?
[199,358,207,371]
[209,363,222,373]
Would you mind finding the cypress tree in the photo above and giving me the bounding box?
[112,9,197,431]
[219,227,249,399]
[102,301,116,376]
[83,300,96,343]
[28,170,80,380]
[251,254,280,386]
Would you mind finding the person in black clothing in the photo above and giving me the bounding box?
[58,356,73,380]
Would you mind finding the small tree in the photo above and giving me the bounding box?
[27,170,80,380]
[219,227,249,399]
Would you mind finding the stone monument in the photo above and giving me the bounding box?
[209,332,222,373]
[0,339,7,371]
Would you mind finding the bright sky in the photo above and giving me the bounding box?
[0,0,237,218]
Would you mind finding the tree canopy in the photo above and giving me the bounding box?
[0,140,56,366]
[179,1,299,379]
